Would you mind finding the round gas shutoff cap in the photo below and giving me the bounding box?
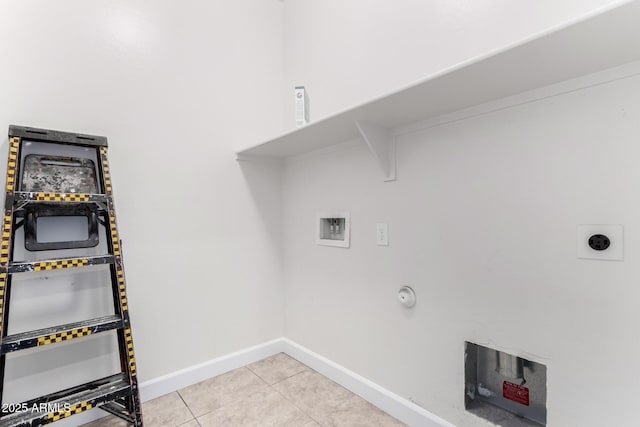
[398,286,416,308]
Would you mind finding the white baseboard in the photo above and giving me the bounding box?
[56,338,285,426]
[56,337,452,427]
[280,338,454,427]
[139,338,285,401]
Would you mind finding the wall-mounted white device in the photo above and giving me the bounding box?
[295,86,309,128]
[317,212,350,248]
[397,286,416,308]
[376,223,389,246]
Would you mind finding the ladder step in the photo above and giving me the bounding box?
[1,315,124,354]
[13,191,108,205]
[0,373,130,427]
[8,255,116,274]
[99,401,135,423]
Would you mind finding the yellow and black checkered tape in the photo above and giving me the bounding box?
[1,214,11,265]
[33,258,89,271]
[118,269,128,311]
[35,192,91,202]
[47,401,93,422]
[38,326,92,346]
[5,137,19,192]
[0,273,6,336]
[100,147,113,195]
[124,328,137,376]
[109,215,120,256]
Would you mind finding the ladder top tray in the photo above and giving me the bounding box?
[9,125,107,148]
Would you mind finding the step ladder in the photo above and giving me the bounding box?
[0,126,143,426]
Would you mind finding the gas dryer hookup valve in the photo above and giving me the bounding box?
[398,286,416,308]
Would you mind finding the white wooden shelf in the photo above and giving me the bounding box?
[236,1,640,180]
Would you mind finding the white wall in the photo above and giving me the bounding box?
[0,0,284,402]
[281,1,639,426]
[3,2,638,426]
[282,0,629,124]
[282,69,640,427]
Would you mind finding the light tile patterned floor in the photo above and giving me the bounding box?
[82,353,406,427]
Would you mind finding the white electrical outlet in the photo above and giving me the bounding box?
[577,224,623,261]
[376,223,388,246]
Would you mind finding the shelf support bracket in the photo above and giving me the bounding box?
[355,121,396,181]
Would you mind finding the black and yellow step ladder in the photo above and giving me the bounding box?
[0,126,143,426]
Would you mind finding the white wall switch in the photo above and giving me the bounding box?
[376,223,389,246]
[577,224,623,261]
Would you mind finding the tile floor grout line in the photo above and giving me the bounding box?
[178,371,272,423]
[278,366,367,427]
[269,383,326,427]
[269,367,310,387]
[176,390,202,427]
[246,365,272,386]
[246,353,310,386]
[270,365,310,385]
[176,419,201,427]
[186,384,272,421]
[267,361,361,427]
[80,354,403,426]
[184,366,272,420]
[246,366,275,386]
[247,355,327,425]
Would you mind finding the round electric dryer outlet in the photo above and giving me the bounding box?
[588,234,610,251]
[577,225,623,261]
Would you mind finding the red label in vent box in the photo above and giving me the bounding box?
[503,381,530,406]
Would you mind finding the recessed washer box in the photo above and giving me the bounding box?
[316,212,350,248]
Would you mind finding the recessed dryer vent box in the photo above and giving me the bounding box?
[317,212,350,248]
[465,342,547,426]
